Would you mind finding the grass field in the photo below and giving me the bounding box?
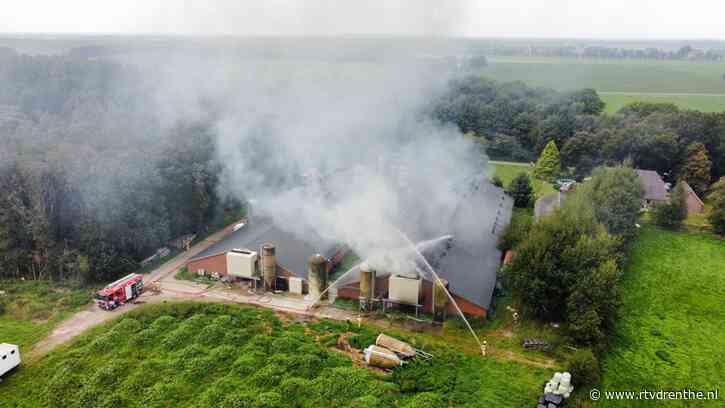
[0,302,550,408]
[596,227,725,407]
[601,93,725,114]
[489,160,556,198]
[0,281,92,350]
[483,57,725,113]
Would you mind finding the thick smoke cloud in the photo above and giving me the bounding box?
[150,52,496,274]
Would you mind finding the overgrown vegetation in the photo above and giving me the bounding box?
[0,280,92,349]
[0,302,549,407]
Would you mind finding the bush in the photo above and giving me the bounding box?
[491,175,504,188]
[402,392,447,408]
[567,348,601,388]
[707,177,725,235]
[506,173,534,208]
[652,181,686,229]
[497,214,532,252]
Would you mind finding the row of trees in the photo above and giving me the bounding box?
[0,53,233,283]
[435,77,725,195]
[474,43,724,61]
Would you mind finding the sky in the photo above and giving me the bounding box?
[0,0,724,39]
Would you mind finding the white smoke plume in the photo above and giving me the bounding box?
[153,52,497,271]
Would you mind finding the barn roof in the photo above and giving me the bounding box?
[416,185,512,309]
[189,218,336,280]
[191,183,512,310]
[636,169,667,201]
[534,192,559,219]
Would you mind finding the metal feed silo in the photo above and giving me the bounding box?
[359,262,376,311]
[261,243,276,291]
[433,278,449,323]
[308,254,328,300]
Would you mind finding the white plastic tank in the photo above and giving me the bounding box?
[0,343,21,377]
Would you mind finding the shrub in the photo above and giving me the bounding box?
[198,323,226,344]
[491,175,504,188]
[149,315,177,332]
[567,348,600,387]
[402,392,447,408]
[497,214,532,251]
[254,391,284,408]
[579,166,642,242]
[350,395,381,407]
[707,177,725,235]
[279,377,312,404]
[652,181,687,229]
[506,173,534,208]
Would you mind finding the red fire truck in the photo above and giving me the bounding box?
[94,273,144,310]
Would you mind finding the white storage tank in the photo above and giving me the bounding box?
[226,249,258,278]
[388,274,422,305]
[289,277,304,295]
[0,343,21,378]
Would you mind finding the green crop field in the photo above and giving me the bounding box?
[481,57,725,112]
[601,93,725,114]
[0,280,92,350]
[597,227,725,407]
[490,160,556,198]
[0,302,549,408]
[484,57,725,93]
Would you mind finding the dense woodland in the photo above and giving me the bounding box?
[0,51,230,283]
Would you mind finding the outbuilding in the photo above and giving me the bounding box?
[682,181,705,215]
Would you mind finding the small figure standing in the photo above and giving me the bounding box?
[481,340,488,356]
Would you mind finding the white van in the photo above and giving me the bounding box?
[0,343,21,378]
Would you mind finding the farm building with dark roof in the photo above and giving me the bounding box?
[635,169,668,208]
[186,184,512,317]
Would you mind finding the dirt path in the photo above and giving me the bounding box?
[28,223,239,359]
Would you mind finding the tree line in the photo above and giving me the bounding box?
[0,52,235,283]
[434,76,725,195]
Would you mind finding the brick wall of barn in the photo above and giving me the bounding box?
[686,191,705,214]
[337,276,487,317]
[187,253,228,276]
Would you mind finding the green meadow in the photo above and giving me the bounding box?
[482,57,725,112]
[597,227,725,407]
[601,93,725,114]
[490,160,556,198]
[0,280,91,350]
